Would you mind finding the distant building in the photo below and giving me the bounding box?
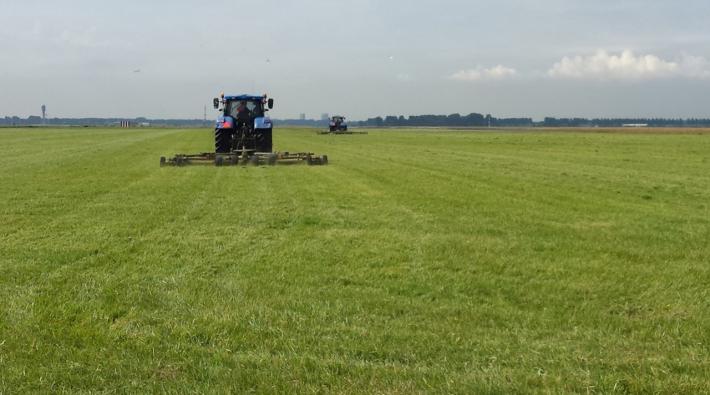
[622,123,649,128]
[299,113,306,120]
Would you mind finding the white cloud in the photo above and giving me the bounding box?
[450,65,518,82]
[548,50,710,80]
[677,55,710,79]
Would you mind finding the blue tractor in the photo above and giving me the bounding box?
[329,115,348,132]
[318,115,367,135]
[213,93,274,153]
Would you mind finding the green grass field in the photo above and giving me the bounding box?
[1,127,709,393]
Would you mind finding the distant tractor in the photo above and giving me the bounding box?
[329,116,348,132]
[160,93,328,166]
[318,115,367,135]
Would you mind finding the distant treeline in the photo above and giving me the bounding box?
[355,114,710,128]
[4,114,710,128]
[354,114,532,127]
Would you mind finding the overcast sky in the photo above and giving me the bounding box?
[2,0,710,120]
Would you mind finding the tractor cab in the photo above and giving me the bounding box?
[224,99,264,119]
[214,95,273,120]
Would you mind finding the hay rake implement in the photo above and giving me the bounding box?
[161,149,328,167]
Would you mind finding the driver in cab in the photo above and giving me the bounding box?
[235,100,251,128]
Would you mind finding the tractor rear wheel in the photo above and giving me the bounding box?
[255,129,273,153]
[215,128,231,153]
[265,131,272,152]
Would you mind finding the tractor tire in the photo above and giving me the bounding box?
[160,156,166,167]
[322,155,328,165]
[215,128,231,153]
[248,155,260,166]
[264,130,273,152]
[230,155,238,166]
[255,129,273,153]
[215,156,224,167]
[267,154,277,166]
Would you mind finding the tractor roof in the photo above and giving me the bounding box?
[224,95,265,101]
